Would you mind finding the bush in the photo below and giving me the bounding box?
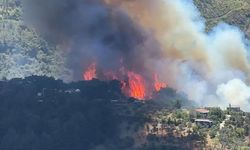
[209,129,217,138]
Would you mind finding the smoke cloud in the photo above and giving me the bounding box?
[23,0,161,80]
[21,0,250,111]
[217,79,250,111]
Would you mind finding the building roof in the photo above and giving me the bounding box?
[195,119,213,123]
[228,104,241,109]
[228,106,241,108]
[195,108,209,114]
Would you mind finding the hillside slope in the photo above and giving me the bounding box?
[0,0,70,80]
[194,0,250,37]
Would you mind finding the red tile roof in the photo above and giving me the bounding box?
[195,108,209,114]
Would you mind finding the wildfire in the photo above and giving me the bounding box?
[154,73,167,92]
[82,64,167,100]
[127,71,146,100]
[83,63,97,80]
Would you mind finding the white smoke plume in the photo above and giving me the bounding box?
[111,0,250,110]
[217,79,250,111]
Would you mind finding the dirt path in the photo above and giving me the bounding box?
[206,6,250,22]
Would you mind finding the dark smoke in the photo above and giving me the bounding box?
[23,0,162,80]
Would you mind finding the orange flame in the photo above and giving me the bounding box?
[83,63,97,80]
[154,73,167,91]
[82,64,167,100]
[127,71,146,100]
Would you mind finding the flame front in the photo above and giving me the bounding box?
[127,71,146,100]
[83,63,96,80]
[83,63,167,100]
[154,74,167,92]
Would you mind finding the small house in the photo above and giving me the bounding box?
[195,108,209,118]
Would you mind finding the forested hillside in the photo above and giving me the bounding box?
[0,76,123,150]
[0,0,70,80]
[0,76,249,150]
[0,76,194,150]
